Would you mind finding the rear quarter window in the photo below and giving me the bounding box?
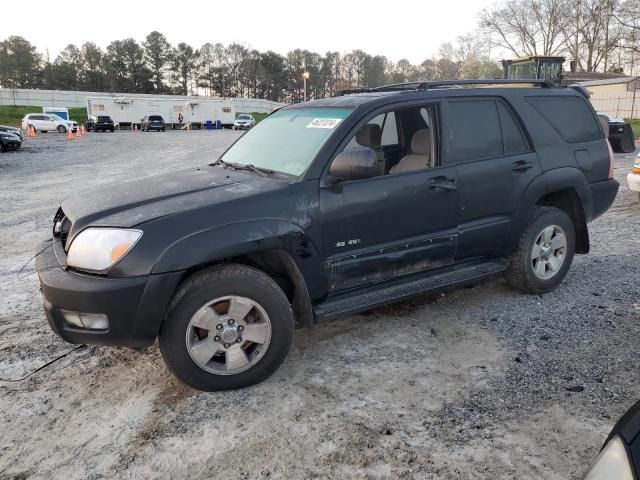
[526,95,603,143]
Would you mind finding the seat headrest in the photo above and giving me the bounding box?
[411,129,430,155]
[356,124,382,148]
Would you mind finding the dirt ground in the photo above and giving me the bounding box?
[0,131,639,480]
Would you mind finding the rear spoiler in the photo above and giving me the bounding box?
[567,84,590,99]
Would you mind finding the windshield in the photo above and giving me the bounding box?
[48,114,65,121]
[238,115,251,120]
[98,116,112,121]
[221,107,352,176]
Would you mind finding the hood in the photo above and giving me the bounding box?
[62,166,286,241]
[0,132,20,139]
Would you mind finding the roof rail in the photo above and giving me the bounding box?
[335,79,553,96]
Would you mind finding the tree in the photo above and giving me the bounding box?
[171,42,199,95]
[143,31,172,93]
[51,44,83,90]
[81,42,106,91]
[106,39,152,92]
[480,0,572,56]
[0,36,42,88]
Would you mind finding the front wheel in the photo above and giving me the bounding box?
[505,206,576,294]
[159,265,294,391]
[57,125,67,133]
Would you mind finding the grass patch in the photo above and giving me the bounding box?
[625,119,640,140]
[252,112,268,122]
[0,105,87,127]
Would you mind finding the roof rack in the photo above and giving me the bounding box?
[335,79,553,96]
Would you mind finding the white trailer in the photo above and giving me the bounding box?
[87,96,242,128]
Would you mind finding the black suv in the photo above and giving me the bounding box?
[87,115,115,132]
[37,80,619,391]
[141,115,165,132]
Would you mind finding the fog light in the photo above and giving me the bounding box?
[61,310,109,330]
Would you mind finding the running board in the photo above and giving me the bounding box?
[313,258,509,321]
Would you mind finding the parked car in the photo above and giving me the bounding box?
[627,152,640,200]
[87,115,115,132]
[233,113,256,130]
[21,114,78,134]
[0,125,24,141]
[582,400,640,479]
[141,115,165,132]
[597,112,636,154]
[0,131,22,152]
[37,79,618,391]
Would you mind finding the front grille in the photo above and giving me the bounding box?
[52,207,72,249]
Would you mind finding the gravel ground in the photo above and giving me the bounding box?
[0,131,639,480]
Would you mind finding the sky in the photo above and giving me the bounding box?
[10,0,498,64]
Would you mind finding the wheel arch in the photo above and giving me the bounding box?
[505,168,591,255]
[152,219,324,327]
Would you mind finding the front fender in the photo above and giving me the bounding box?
[152,219,327,298]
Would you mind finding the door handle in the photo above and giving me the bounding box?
[512,160,533,172]
[427,176,457,192]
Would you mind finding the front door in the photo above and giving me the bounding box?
[319,102,459,293]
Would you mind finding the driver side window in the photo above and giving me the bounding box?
[336,105,438,178]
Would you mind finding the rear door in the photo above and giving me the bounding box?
[444,97,541,257]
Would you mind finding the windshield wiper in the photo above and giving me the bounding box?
[211,158,235,169]
[210,159,275,178]
[234,164,273,177]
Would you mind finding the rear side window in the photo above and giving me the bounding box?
[446,100,503,163]
[526,96,602,143]
[497,102,529,155]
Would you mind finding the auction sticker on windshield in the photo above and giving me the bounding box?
[307,118,342,129]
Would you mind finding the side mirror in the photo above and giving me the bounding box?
[329,147,378,181]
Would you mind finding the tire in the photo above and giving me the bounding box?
[0,143,5,153]
[159,264,294,391]
[110,128,114,132]
[505,206,576,294]
[57,125,67,133]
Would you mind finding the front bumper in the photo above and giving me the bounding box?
[627,172,640,193]
[36,239,183,349]
[2,139,21,149]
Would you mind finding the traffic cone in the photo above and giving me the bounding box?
[76,126,82,138]
[68,128,74,140]
[133,124,137,132]
[82,125,86,135]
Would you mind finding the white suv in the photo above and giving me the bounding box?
[21,114,78,133]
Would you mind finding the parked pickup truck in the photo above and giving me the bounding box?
[37,79,619,391]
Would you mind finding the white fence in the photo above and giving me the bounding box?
[0,88,284,113]
[588,91,640,120]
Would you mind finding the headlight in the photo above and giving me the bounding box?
[66,228,142,273]
[582,436,634,480]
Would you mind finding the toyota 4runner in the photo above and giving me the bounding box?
[37,80,619,391]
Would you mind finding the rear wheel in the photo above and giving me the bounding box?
[159,264,294,391]
[57,125,67,133]
[505,206,575,293]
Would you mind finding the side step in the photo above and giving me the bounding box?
[313,258,509,321]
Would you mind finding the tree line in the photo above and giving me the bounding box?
[1,0,639,103]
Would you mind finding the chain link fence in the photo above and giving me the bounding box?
[589,90,640,120]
